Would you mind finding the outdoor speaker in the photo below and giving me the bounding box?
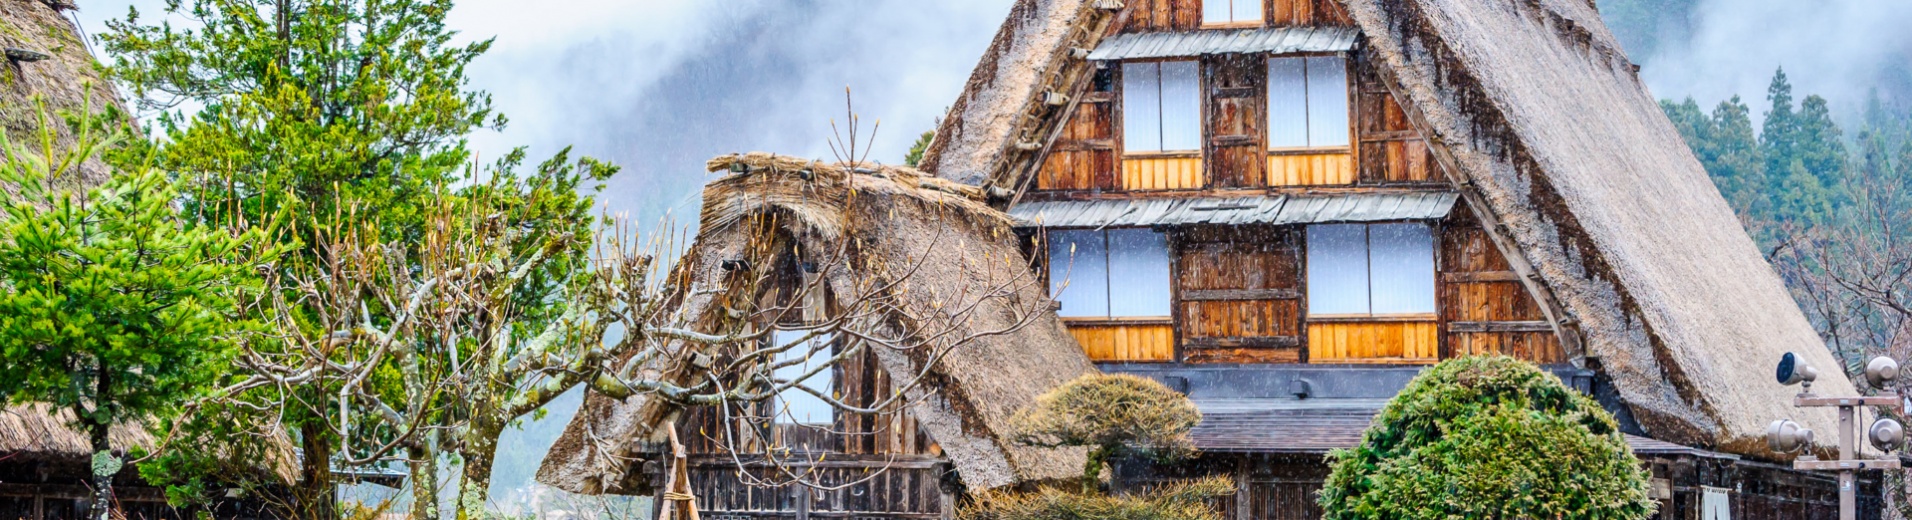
[1767,419,1814,453]
[1872,418,1905,452]
[1776,352,1818,386]
[1866,356,1900,389]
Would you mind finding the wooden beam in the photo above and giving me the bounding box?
[1441,270,1520,283]
[1448,320,1552,333]
[1180,288,1301,301]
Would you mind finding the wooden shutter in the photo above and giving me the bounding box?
[1204,55,1267,189]
[1353,50,1440,184]
[1175,226,1303,363]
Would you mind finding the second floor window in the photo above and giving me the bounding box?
[1203,0,1264,26]
[1268,56,1352,149]
[1048,228,1172,318]
[1123,61,1202,154]
[1306,223,1435,315]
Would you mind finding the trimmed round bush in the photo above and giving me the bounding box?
[1319,356,1655,519]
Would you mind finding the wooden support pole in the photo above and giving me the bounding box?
[655,419,701,520]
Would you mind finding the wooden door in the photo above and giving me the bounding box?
[1175,226,1303,363]
[1038,67,1119,191]
[1204,55,1267,189]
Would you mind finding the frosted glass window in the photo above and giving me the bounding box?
[1368,224,1436,314]
[1122,62,1162,152]
[1269,56,1352,148]
[770,330,834,425]
[1048,229,1110,317]
[1267,58,1310,148]
[1122,61,1200,153]
[1307,224,1371,315]
[1160,61,1202,151]
[1107,228,1172,317]
[1306,57,1351,147]
[1203,0,1263,24]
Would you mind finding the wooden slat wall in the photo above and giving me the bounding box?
[1036,70,1119,191]
[1068,322,1176,361]
[690,463,950,518]
[1265,152,1353,185]
[1122,156,1205,190]
[1353,51,1440,184]
[1438,210,1567,364]
[678,342,939,458]
[1124,0,1350,33]
[1305,320,1439,363]
[1124,0,1202,32]
[1175,226,1305,363]
[1263,0,1355,27]
[1204,55,1266,189]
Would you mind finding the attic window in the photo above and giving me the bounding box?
[1267,56,1351,149]
[1122,61,1201,154]
[1306,223,1435,316]
[1047,228,1172,318]
[1202,0,1263,25]
[769,330,835,426]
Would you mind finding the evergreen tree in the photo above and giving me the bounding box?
[1763,68,1800,178]
[1711,96,1767,218]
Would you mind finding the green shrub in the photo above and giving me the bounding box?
[959,476,1234,520]
[1011,373,1203,493]
[1319,356,1655,519]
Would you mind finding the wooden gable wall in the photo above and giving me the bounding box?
[1123,0,1352,32]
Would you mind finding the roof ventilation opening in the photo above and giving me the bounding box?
[1290,379,1313,400]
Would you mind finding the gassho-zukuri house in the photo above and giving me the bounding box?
[535,0,1881,518]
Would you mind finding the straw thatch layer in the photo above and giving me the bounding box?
[0,0,125,187]
[1340,0,1852,455]
[0,403,154,458]
[539,153,1093,495]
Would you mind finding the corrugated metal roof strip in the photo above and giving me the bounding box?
[1008,192,1458,228]
[1086,26,1361,61]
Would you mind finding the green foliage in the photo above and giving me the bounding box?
[959,476,1234,520]
[1662,67,1854,242]
[905,130,935,168]
[1319,356,1653,520]
[1011,373,1202,494]
[0,111,275,467]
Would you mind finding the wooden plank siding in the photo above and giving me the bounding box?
[1305,319,1439,363]
[1122,155,1206,190]
[1265,152,1353,185]
[1438,210,1568,364]
[1353,51,1440,185]
[1068,321,1176,361]
[1037,69,1119,191]
[1204,55,1267,189]
[1122,0,1351,31]
[1175,226,1305,363]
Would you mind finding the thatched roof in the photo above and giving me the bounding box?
[537,153,1094,495]
[0,403,154,459]
[1,0,126,187]
[922,0,1856,458]
[1332,0,1851,455]
[0,403,301,483]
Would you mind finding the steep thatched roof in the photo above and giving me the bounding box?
[1333,0,1850,454]
[1,0,125,187]
[538,153,1094,495]
[921,0,1855,458]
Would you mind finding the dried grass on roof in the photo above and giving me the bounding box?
[0,1,126,187]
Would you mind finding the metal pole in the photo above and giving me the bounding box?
[1840,404,1855,520]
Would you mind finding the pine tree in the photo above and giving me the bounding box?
[1763,68,1800,180]
[1711,96,1767,217]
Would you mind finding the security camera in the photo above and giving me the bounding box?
[1870,418,1905,452]
[1767,419,1814,453]
[1865,356,1900,389]
[1777,352,1819,387]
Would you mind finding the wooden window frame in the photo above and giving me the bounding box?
[1200,0,1265,27]
[1120,58,1205,157]
[1302,220,1439,319]
[1265,52,1354,154]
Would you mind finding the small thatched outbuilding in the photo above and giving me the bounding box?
[538,153,1094,517]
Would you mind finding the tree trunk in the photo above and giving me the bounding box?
[455,426,501,520]
[297,421,336,520]
[408,444,440,520]
[88,418,116,520]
